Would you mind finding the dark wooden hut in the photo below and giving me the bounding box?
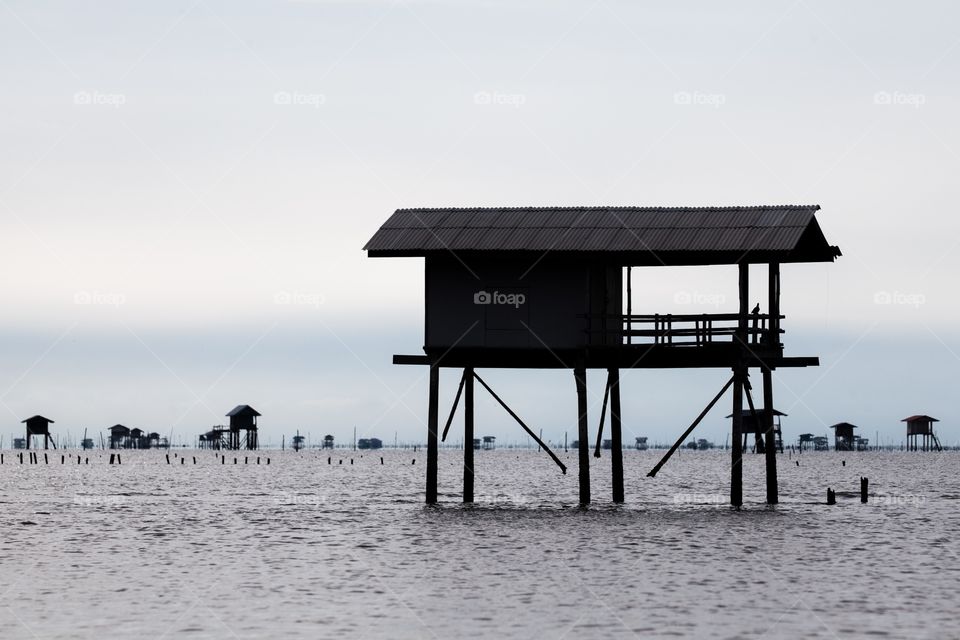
[22,415,55,450]
[365,205,840,505]
[358,438,383,449]
[292,431,306,451]
[902,415,941,451]
[129,428,146,449]
[199,426,228,449]
[226,405,260,450]
[108,425,131,449]
[829,422,858,451]
[322,434,335,449]
[725,409,786,453]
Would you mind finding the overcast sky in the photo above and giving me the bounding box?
[1,0,958,448]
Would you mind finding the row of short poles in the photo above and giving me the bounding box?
[827,477,869,504]
[326,457,395,465]
[0,452,406,465]
[3,452,94,464]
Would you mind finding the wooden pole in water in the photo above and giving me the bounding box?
[575,366,590,505]
[426,363,440,504]
[463,367,474,503]
[762,367,778,504]
[731,263,748,507]
[609,368,624,503]
[764,261,780,504]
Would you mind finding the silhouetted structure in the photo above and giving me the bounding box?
[358,438,383,449]
[902,415,941,451]
[81,438,94,450]
[472,438,482,449]
[725,409,786,453]
[22,415,55,449]
[830,422,858,451]
[635,437,648,450]
[199,426,229,449]
[813,436,829,451]
[798,433,814,451]
[322,434,334,449]
[226,405,259,450]
[13,438,26,450]
[366,205,840,505]
[482,436,496,450]
[292,431,306,451]
[108,425,131,449]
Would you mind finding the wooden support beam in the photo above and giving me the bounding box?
[426,364,439,504]
[472,372,566,474]
[463,367,474,503]
[763,368,778,504]
[647,375,735,477]
[769,262,781,346]
[593,375,611,458]
[441,369,467,442]
[575,367,590,505]
[609,368,624,503]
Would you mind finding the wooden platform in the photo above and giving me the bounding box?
[394,346,817,369]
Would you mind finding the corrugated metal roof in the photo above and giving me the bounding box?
[364,205,840,263]
[226,405,261,417]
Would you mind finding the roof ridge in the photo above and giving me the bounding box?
[395,205,821,212]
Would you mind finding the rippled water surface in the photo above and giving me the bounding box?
[1,448,958,639]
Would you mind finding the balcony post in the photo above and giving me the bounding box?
[769,262,781,346]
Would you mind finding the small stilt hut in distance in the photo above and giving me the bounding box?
[798,433,814,451]
[830,422,858,451]
[226,405,260,450]
[358,437,383,449]
[22,415,55,449]
[108,425,131,449]
[725,409,786,453]
[322,434,334,449]
[292,431,306,451]
[199,426,229,449]
[482,436,496,450]
[902,415,941,451]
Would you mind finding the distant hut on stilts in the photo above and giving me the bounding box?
[226,405,260,450]
[902,415,941,451]
[830,422,858,452]
[21,415,55,450]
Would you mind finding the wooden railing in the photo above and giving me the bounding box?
[585,313,784,347]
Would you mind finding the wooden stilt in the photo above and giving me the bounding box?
[463,367,474,503]
[763,368,778,504]
[731,262,748,507]
[609,368,624,503]
[731,367,744,507]
[575,366,590,505]
[426,363,439,504]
